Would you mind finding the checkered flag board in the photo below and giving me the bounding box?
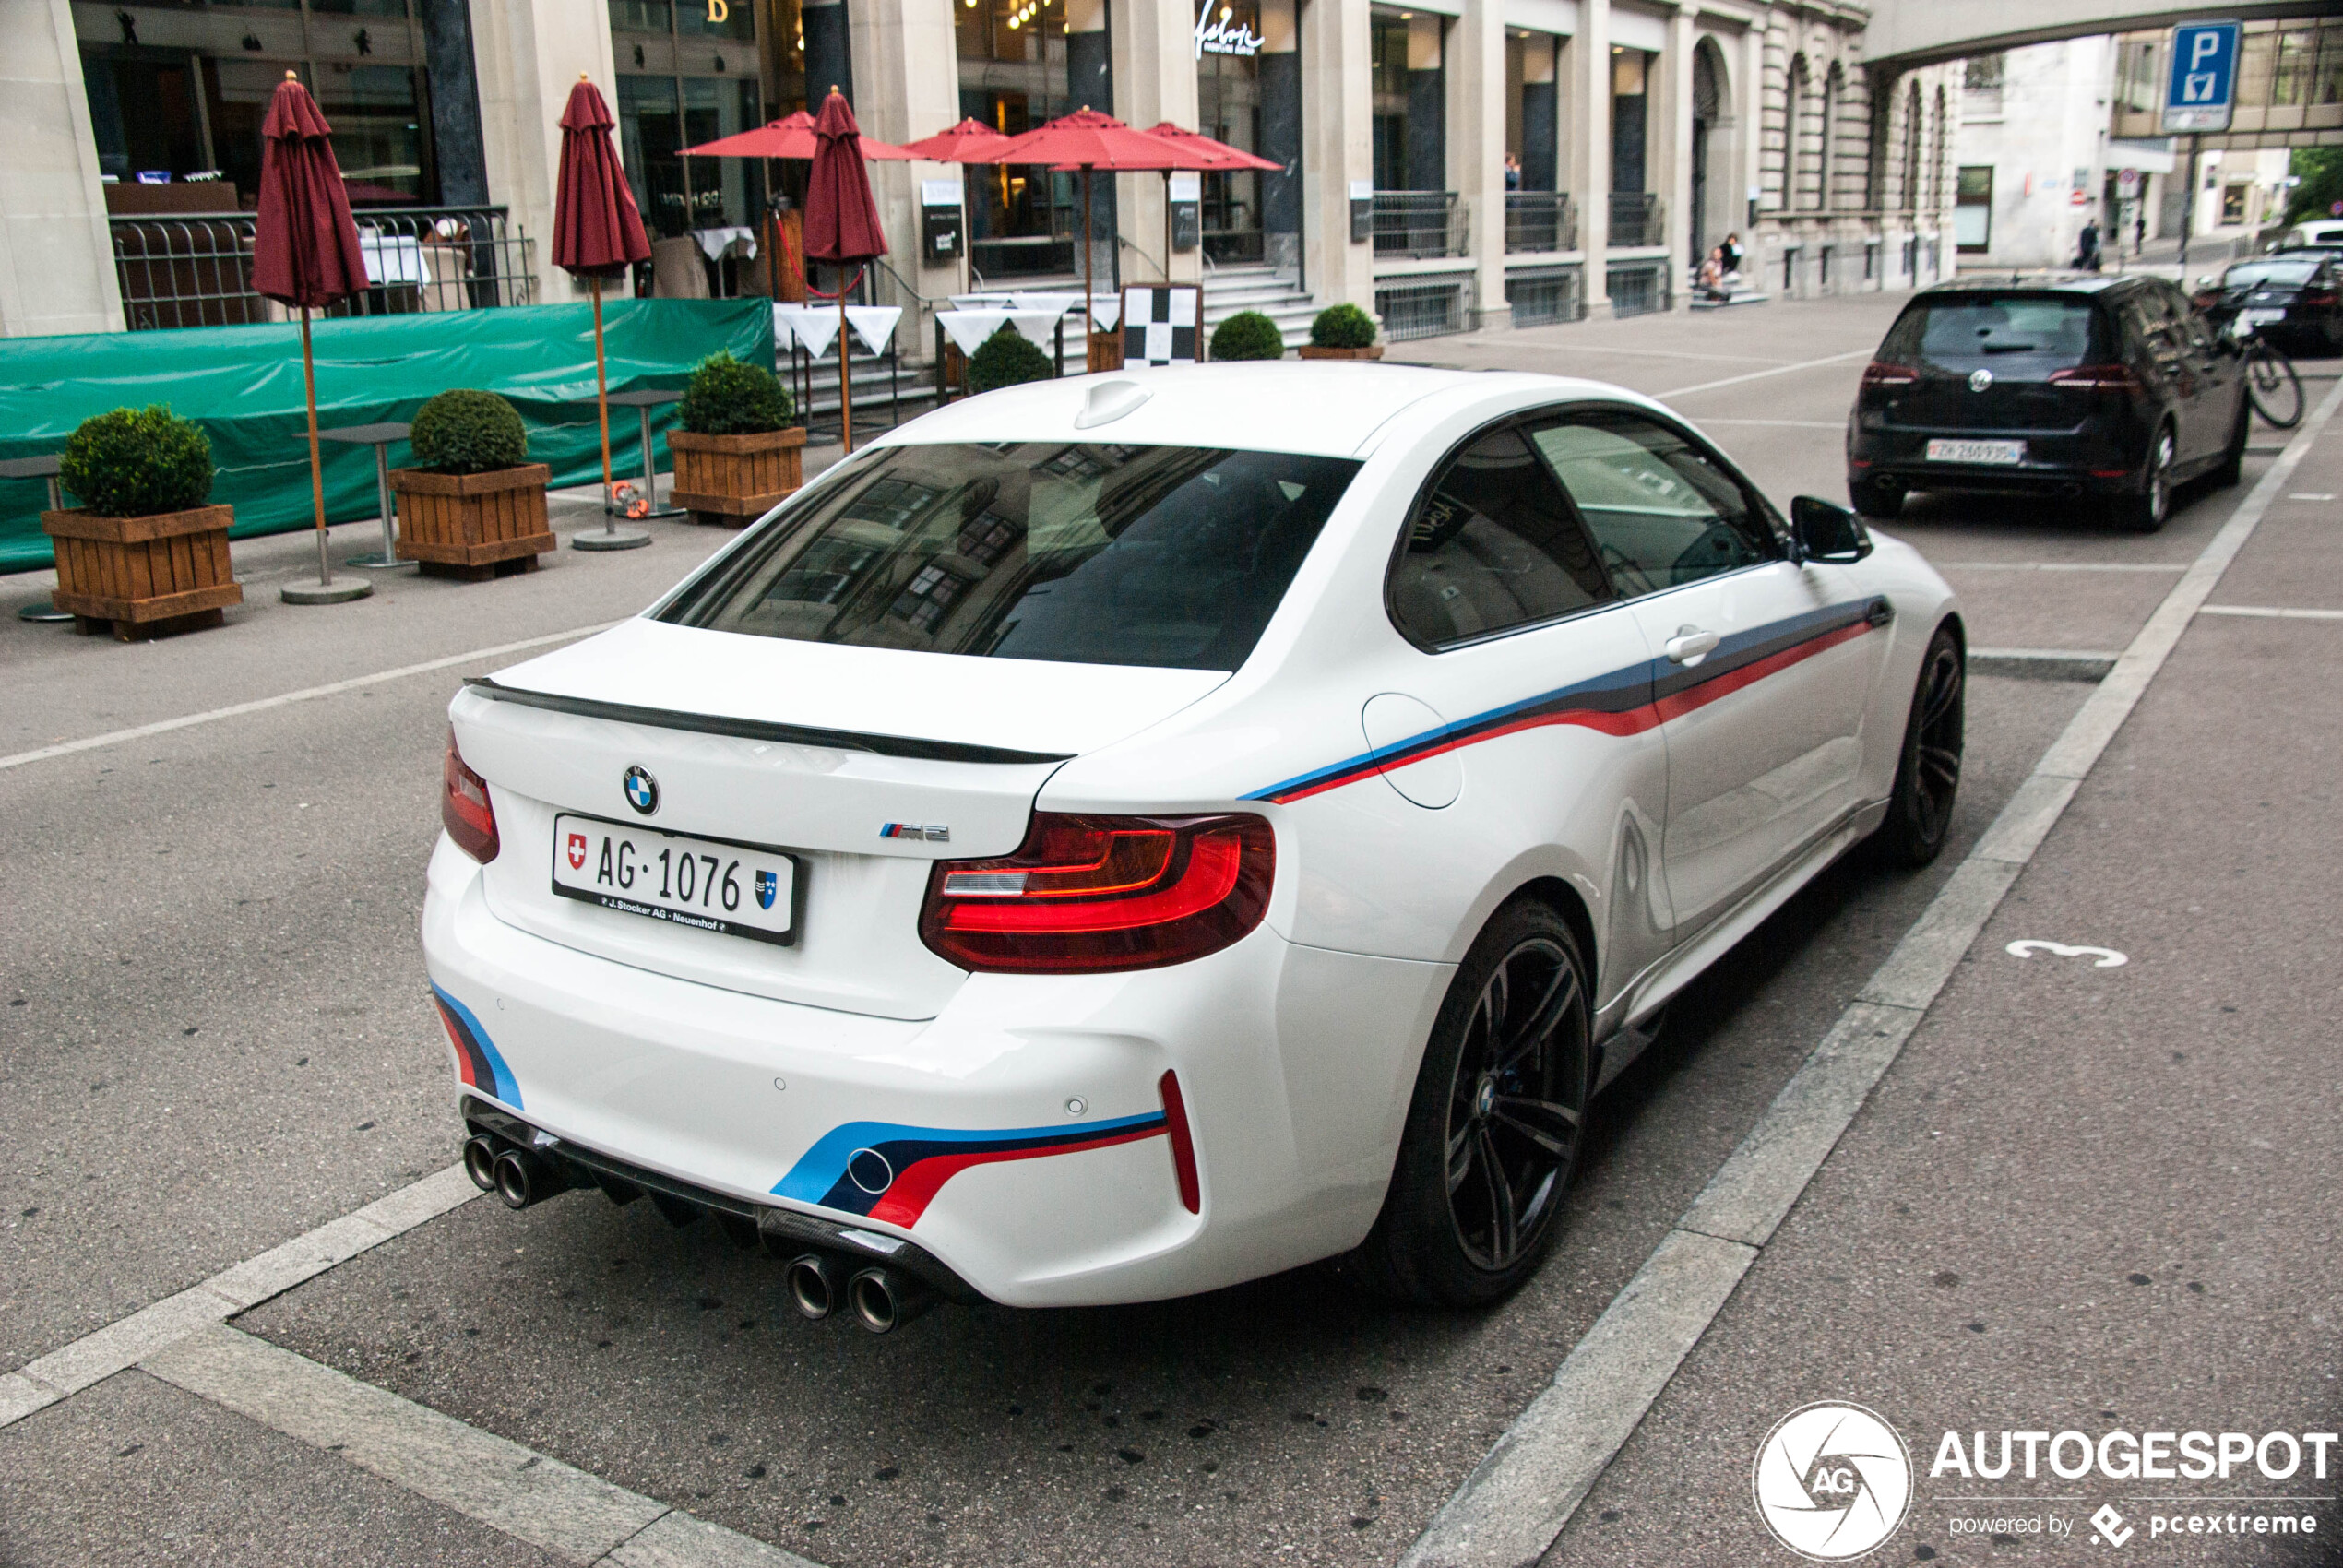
[1123,286,1201,366]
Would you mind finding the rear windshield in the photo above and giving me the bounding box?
[1882,294,2109,371]
[2223,259,2322,288]
[658,442,1361,671]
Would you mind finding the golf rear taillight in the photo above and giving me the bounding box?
[442,730,500,862]
[2302,290,2337,307]
[921,813,1274,973]
[2049,362,2144,394]
[1861,361,1918,389]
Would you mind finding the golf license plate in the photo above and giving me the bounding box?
[552,814,798,945]
[1925,438,2025,465]
[2242,309,2287,328]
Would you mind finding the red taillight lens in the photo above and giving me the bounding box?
[2048,363,2144,394]
[2192,291,2222,310]
[921,813,1274,973]
[442,730,500,862]
[1159,1069,1201,1214]
[2301,290,2337,307]
[1861,362,1919,389]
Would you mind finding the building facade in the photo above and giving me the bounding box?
[7,0,1961,347]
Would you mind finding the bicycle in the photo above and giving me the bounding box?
[2231,319,2304,430]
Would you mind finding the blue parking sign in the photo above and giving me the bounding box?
[2163,21,2240,133]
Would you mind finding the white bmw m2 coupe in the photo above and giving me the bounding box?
[426,363,1963,1331]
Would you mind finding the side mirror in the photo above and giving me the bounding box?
[1793,495,1873,564]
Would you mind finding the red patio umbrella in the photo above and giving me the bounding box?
[803,89,891,453]
[253,71,372,603]
[553,75,653,550]
[978,110,1192,349]
[900,118,1015,295]
[682,110,916,162]
[1137,124,1279,285]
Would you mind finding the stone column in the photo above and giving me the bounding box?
[1259,0,1302,279]
[1452,0,1507,330]
[1066,0,1119,289]
[1565,0,1611,316]
[1653,1,1695,307]
[851,0,961,346]
[419,0,491,205]
[1111,0,1200,287]
[1406,15,1445,193]
[1520,38,1557,194]
[1299,0,1372,311]
[803,1,854,110]
[0,0,124,337]
[470,0,621,303]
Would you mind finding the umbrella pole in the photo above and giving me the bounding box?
[594,274,614,534]
[1163,171,1173,284]
[838,267,852,454]
[1081,164,1093,370]
[303,307,328,586]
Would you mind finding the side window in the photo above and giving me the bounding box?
[1528,410,1775,599]
[1388,423,1611,647]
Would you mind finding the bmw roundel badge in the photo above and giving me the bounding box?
[623,766,660,815]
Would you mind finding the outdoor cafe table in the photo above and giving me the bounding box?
[315,422,414,569]
[602,388,685,519]
[0,453,70,621]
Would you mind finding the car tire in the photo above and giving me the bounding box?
[1870,623,1965,869]
[2213,396,2249,488]
[1353,900,1591,1307]
[1849,478,1905,519]
[2114,423,2176,533]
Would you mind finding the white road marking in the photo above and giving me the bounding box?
[1656,348,1876,399]
[2199,603,2343,620]
[1401,372,2343,1568]
[143,1324,822,1568]
[1934,561,2190,573]
[0,620,625,773]
[2287,493,2336,501]
[2005,940,2129,968]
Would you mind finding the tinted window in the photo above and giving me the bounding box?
[1883,293,2110,373]
[660,442,1359,671]
[1528,411,1773,598]
[2224,258,2323,288]
[1388,424,1610,647]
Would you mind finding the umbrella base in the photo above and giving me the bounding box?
[572,528,653,552]
[343,552,414,570]
[18,601,74,623]
[281,578,375,605]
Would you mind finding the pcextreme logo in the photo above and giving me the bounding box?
[1753,1402,1915,1560]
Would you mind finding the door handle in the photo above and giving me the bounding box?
[1665,626,1720,666]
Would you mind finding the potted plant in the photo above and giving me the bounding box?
[1298,303,1385,361]
[969,325,1058,393]
[666,352,805,528]
[390,389,554,579]
[42,405,242,640]
[1209,310,1288,361]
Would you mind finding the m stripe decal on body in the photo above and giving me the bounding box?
[1245,599,1885,806]
[772,1111,1169,1229]
[432,985,522,1109]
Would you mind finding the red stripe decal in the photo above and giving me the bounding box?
[1653,620,1871,724]
[435,999,481,1090]
[863,1126,1167,1229]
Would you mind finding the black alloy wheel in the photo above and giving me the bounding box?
[1356,902,1590,1305]
[2118,425,2175,533]
[1873,623,1965,867]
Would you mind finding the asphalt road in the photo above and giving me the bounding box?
[3,295,2334,1568]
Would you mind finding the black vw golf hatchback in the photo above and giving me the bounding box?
[1848,274,2250,532]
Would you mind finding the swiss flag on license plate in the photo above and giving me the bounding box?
[566,831,588,871]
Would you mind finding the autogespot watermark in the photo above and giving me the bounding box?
[1754,1407,2338,1558]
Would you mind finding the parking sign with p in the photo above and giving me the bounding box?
[2163,21,2240,134]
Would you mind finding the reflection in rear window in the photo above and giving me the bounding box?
[658,442,1361,671]
[1884,295,2108,369]
[2222,259,2322,288]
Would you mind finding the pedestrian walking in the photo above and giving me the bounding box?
[2075,218,2101,272]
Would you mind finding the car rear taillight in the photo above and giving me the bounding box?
[1861,362,1919,388]
[2302,289,2337,307]
[442,730,500,862]
[921,813,1274,973]
[2048,363,2144,393]
[2192,290,2222,310]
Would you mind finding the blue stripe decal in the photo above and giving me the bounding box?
[771,1111,1166,1206]
[432,983,522,1110]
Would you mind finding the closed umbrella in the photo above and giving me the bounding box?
[679,112,912,311]
[253,71,372,605]
[803,89,891,454]
[553,75,654,551]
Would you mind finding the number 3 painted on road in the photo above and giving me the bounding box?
[2005,939,2128,968]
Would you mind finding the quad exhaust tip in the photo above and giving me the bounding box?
[785,1253,841,1321]
[847,1266,934,1335]
[461,1134,502,1194]
[492,1147,555,1210]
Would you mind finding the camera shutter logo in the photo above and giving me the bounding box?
[1752,1402,1912,1560]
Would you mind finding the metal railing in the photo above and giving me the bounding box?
[1373,191,1468,260]
[111,207,534,331]
[1505,192,1576,255]
[1607,192,1664,249]
[1374,275,1470,339]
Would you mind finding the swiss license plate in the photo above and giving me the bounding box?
[1925,438,2025,466]
[2242,309,2287,327]
[552,813,798,945]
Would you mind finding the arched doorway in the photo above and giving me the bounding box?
[1691,39,1730,267]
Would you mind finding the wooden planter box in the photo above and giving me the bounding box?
[668,426,806,525]
[1087,330,1125,374]
[1298,344,1385,361]
[391,463,554,579]
[42,504,242,640]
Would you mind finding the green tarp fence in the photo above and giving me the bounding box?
[0,297,775,573]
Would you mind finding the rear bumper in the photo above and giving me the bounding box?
[1849,419,2140,497]
[420,836,1451,1306]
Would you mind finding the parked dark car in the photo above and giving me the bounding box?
[2192,251,2343,357]
[1847,274,2249,532]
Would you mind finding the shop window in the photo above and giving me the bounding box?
[1954,164,1992,252]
